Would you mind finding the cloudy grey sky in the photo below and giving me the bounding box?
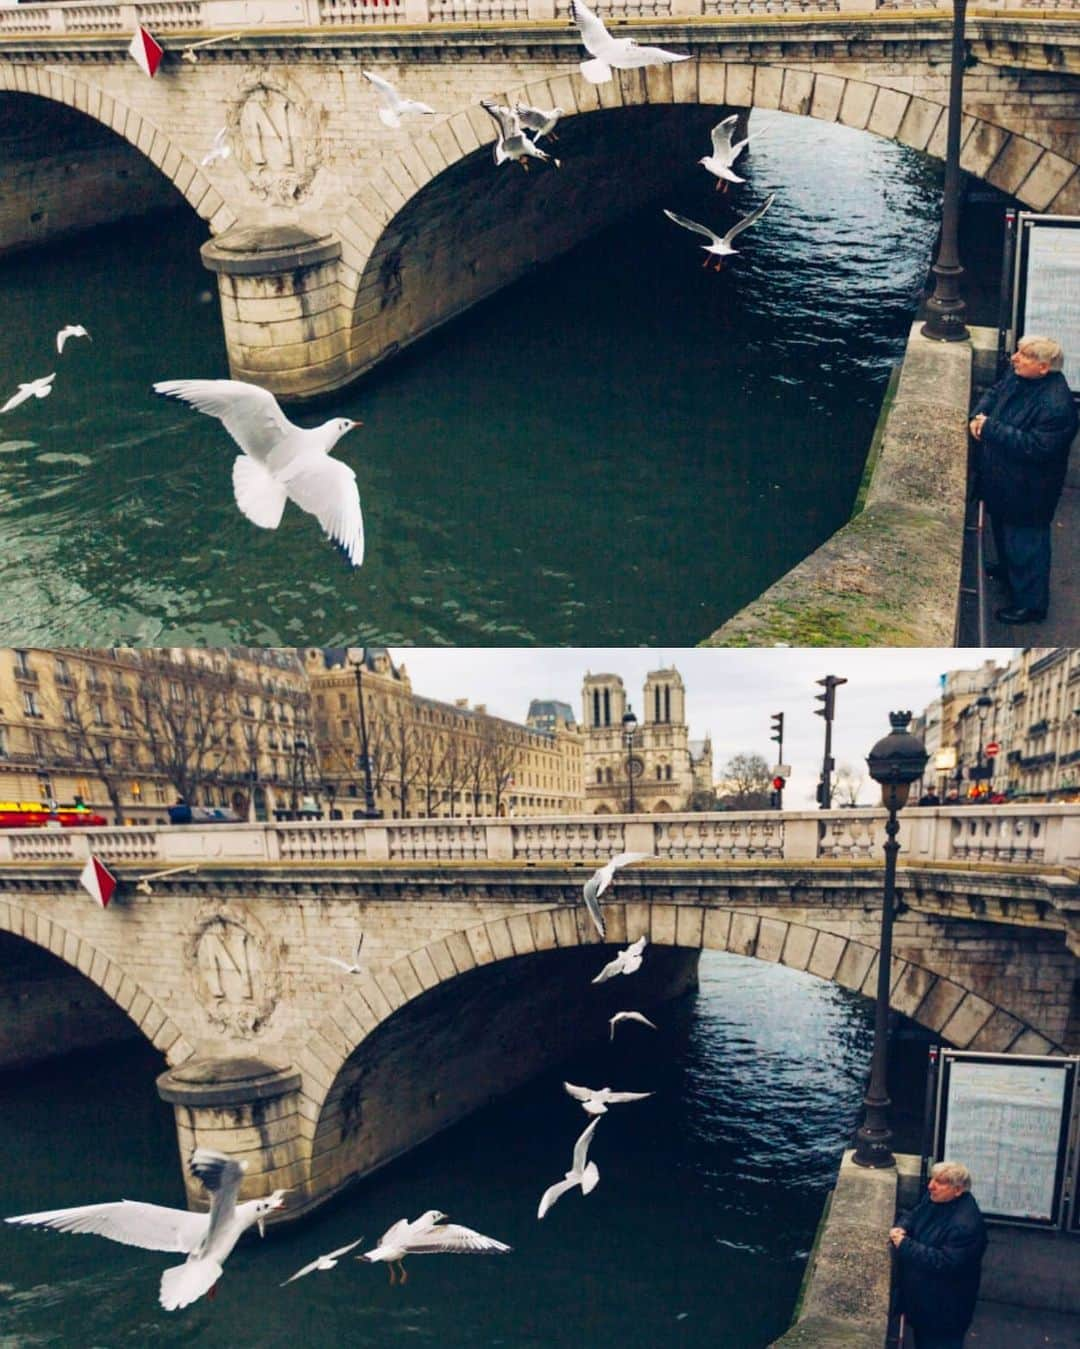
[389,648,1015,806]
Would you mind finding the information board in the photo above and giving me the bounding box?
[1013,215,1080,392]
[939,1056,1072,1224]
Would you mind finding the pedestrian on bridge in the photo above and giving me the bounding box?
[969,334,1078,626]
[889,1160,987,1349]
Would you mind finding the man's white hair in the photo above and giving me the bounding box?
[1017,335,1064,372]
[931,1160,973,1192]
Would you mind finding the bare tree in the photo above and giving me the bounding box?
[717,752,772,810]
[387,704,422,818]
[137,653,240,805]
[40,666,129,823]
[416,728,445,817]
[833,764,865,807]
[440,733,466,819]
[480,720,522,818]
[464,730,489,816]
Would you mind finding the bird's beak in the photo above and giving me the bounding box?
[349,419,363,431]
[258,1217,266,1238]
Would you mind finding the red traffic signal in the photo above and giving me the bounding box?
[772,776,786,790]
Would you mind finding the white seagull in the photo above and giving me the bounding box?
[514,102,563,141]
[663,194,775,272]
[582,852,653,940]
[537,1117,601,1219]
[481,101,559,170]
[200,126,231,168]
[609,1010,658,1040]
[153,378,365,567]
[1,372,55,414]
[317,932,365,974]
[700,113,764,191]
[358,1210,511,1285]
[5,1148,287,1311]
[281,1237,364,1285]
[563,1081,654,1116]
[56,324,91,354]
[363,71,435,128]
[569,0,689,85]
[592,934,647,984]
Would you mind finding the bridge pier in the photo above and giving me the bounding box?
[157,1056,304,1208]
[201,225,347,402]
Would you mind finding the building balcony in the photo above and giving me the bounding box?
[1019,753,1057,769]
[13,666,38,684]
[1028,719,1051,737]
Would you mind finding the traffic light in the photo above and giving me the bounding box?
[770,712,784,741]
[814,674,848,721]
[772,776,785,791]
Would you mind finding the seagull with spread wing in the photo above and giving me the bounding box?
[200,126,231,168]
[5,1147,287,1311]
[281,1237,364,1285]
[357,1210,511,1284]
[1,372,55,413]
[153,378,365,567]
[515,102,563,142]
[700,113,764,191]
[582,851,653,939]
[569,0,689,85]
[56,324,91,354]
[363,71,435,128]
[537,1117,601,1219]
[609,1010,658,1040]
[317,932,365,975]
[564,1081,655,1116]
[481,101,559,170]
[663,193,775,271]
[592,934,647,984]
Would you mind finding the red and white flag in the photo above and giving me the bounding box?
[128,26,164,78]
[79,854,118,908]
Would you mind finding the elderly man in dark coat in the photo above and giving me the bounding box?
[890,1161,988,1349]
[970,334,1078,625]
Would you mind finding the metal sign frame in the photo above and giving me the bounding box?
[932,1050,1079,1230]
[1008,213,1080,397]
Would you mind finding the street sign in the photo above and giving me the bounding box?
[985,742,1000,757]
[771,765,792,778]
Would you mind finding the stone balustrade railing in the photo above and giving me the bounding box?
[0,804,1076,870]
[0,0,1067,39]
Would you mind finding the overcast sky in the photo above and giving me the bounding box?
[388,648,1016,806]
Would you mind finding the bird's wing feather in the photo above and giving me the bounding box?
[572,1116,601,1173]
[609,851,652,871]
[604,1090,654,1103]
[563,1082,593,1102]
[481,101,518,140]
[281,1257,320,1285]
[570,0,613,55]
[378,1217,412,1246]
[0,387,31,413]
[277,453,365,567]
[710,115,738,158]
[591,956,620,984]
[625,935,648,956]
[663,210,720,244]
[537,1178,576,1219]
[363,70,395,95]
[189,1149,243,1254]
[329,1237,364,1260]
[582,881,606,939]
[404,1223,511,1254]
[5,1200,206,1254]
[160,1256,223,1311]
[722,192,775,247]
[579,56,613,83]
[232,455,288,530]
[153,379,294,461]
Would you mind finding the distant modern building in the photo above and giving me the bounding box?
[580,666,712,814]
[526,699,576,733]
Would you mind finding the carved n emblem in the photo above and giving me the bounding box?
[189,909,281,1036]
[230,71,324,204]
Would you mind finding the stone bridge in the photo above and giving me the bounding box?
[0,2,1077,395]
[0,804,1077,1217]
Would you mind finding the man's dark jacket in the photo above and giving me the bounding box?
[895,1191,988,1336]
[973,369,1078,526]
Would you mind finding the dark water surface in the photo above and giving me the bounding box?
[0,113,942,646]
[0,955,875,1347]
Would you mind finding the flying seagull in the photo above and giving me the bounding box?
[663,194,775,271]
[358,1210,511,1285]
[592,935,647,984]
[1,372,55,414]
[5,1148,287,1311]
[281,1237,364,1285]
[700,114,764,191]
[56,325,91,354]
[153,378,365,567]
[537,1117,601,1219]
[481,101,559,170]
[200,126,231,168]
[363,71,435,128]
[609,1010,658,1040]
[514,102,563,142]
[582,852,653,939]
[569,0,689,85]
[563,1081,655,1116]
[317,932,365,974]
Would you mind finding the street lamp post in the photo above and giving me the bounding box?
[854,711,929,1169]
[622,705,638,814]
[971,693,993,797]
[349,653,380,819]
[921,0,970,342]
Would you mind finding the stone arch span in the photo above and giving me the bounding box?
[292,895,1060,1204]
[0,899,193,1069]
[0,67,238,234]
[339,58,1078,366]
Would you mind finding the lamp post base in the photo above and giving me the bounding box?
[852,1123,896,1169]
[921,265,969,343]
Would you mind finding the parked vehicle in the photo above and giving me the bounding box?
[167,803,242,825]
[0,801,108,828]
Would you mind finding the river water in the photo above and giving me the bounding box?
[0,113,942,647]
[0,954,876,1348]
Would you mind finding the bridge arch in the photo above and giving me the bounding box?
[0,900,194,1068]
[0,66,238,233]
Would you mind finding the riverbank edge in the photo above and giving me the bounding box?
[702,324,996,647]
[769,1149,915,1348]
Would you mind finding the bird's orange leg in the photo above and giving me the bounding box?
[387,1264,397,1285]
[399,1262,409,1285]
[701,257,711,269]
[208,1284,218,1301]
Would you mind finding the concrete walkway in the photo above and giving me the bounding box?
[981,476,1080,645]
[902,1303,1080,1348]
